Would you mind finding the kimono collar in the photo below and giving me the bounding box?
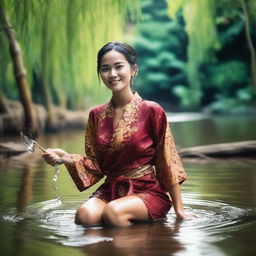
[106,92,143,119]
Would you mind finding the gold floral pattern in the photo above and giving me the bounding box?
[85,117,100,169]
[64,154,104,191]
[64,112,104,191]
[97,92,142,152]
[155,123,187,191]
[64,92,187,193]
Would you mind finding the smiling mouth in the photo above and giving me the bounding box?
[109,80,121,85]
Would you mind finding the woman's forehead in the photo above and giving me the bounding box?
[101,50,127,65]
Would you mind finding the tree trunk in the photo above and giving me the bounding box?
[0,91,10,114]
[240,0,256,88]
[179,140,256,159]
[0,5,38,135]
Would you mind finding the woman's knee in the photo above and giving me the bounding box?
[75,206,101,226]
[75,198,106,226]
[102,202,131,226]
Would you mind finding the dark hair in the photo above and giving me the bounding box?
[97,41,137,76]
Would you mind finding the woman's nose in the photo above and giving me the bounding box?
[109,68,117,77]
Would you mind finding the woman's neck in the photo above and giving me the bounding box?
[112,87,134,109]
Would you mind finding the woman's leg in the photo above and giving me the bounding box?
[75,197,107,226]
[102,195,150,227]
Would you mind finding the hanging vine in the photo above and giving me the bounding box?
[167,0,256,106]
[0,0,141,113]
[167,0,220,107]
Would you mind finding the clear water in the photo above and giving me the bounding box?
[0,114,256,256]
[53,165,61,202]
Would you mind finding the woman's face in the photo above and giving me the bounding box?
[99,50,136,93]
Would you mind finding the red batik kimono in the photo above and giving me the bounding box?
[65,92,186,220]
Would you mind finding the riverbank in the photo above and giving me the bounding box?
[1,98,256,136]
[0,99,88,135]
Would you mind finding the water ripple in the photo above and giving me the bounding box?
[2,195,255,250]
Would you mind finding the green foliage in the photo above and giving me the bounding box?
[205,61,248,94]
[207,88,256,113]
[216,0,256,32]
[218,15,244,44]
[0,0,141,109]
[236,87,254,102]
[172,85,197,108]
[167,0,256,110]
[167,0,220,107]
[132,0,187,104]
[203,60,256,113]
[130,0,256,112]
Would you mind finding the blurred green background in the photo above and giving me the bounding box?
[132,0,256,112]
[0,0,255,134]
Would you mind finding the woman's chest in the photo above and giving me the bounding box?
[95,112,153,153]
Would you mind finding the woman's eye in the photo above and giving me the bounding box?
[101,67,109,72]
[116,65,124,70]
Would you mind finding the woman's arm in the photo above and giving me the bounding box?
[169,183,199,220]
[168,183,185,220]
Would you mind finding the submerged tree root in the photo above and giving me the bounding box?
[180,140,256,162]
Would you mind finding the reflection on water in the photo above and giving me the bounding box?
[0,115,256,256]
[2,192,255,256]
[1,160,256,256]
[170,114,256,148]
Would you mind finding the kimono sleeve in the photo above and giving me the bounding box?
[151,105,187,191]
[64,111,104,191]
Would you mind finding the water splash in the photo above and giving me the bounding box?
[20,131,47,153]
[20,131,35,153]
[53,165,61,203]
[20,132,35,153]
[20,131,62,203]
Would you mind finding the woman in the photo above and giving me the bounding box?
[42,42,190,227]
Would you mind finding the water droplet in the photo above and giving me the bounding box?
[53,165,61,202]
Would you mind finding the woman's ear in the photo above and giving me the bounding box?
[132,64,138,77]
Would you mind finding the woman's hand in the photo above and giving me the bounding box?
[42,148,69,166]
[175,210,198,220]
[175,210,186,220]
[169,184,199,220]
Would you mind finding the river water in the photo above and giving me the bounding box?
[0,114,255,256]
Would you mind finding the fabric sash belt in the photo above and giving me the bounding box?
[106,165,154,201]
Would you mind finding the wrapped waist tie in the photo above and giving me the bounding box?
[106,165,155,200]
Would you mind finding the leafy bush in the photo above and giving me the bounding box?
[131,0,255,112]
[203,61,249,96]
